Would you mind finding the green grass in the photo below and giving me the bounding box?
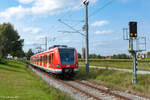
[75,67,150,98]
[0,59,73,100]
[79,59,150,71]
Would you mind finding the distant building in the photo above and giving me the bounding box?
[138,53,145,59]
[7,54,13,59]
[14,57,18,60]
[18,57,27,60]
[105,56,111,60]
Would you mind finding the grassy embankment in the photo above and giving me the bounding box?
[79,59,150,71]
[75,67,150,98]
[0,59,73,100]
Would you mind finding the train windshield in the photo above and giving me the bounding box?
[59,48,75,65]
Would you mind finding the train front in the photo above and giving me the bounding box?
[58,47,78,76]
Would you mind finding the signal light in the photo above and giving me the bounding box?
[129,22,137,37]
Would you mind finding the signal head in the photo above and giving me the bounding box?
[129,21,137,37]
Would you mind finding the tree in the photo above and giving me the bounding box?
[89,54,97,59]
[0,25,5,58]
[78,53,81,59]
[147,52,150,55]
[25,49,34,60]
[111,53,129,59]
[0,23,24,58]
[97,54,102,59]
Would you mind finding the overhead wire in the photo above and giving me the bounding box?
[58,19,85,36]
[89,0,115,18]
[58,3,84,29]
[48,0,115,48]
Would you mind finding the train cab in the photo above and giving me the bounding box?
[30,45,78,77]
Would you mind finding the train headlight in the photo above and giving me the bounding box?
[56,64,60,67]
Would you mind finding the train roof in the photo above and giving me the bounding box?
[31,45,75,57]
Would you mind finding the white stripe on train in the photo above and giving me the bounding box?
[31,64,78,74]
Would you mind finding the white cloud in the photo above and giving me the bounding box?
[0,5,29,20]
[24,41,34,45]
[95,30,113,35]
[35,35,46,41]
[18,0,35,4]
[22,27,42,34]
[59,40,71,44]
[91,20,110,27]
[0,0,98,20]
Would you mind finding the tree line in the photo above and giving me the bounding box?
[0,23,33,59]
[0,23,24,58]
[78,53,130,59]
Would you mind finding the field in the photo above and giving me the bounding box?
[79,59,150,71]
[1,59,149,99]
[75,67,150,98]
[0,59,73,100]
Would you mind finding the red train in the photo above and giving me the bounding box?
[30,45,78,77]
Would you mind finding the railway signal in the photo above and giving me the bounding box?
[129,21,138,84]
[123,21,146,84]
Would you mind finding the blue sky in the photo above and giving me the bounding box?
[0,0,149,56]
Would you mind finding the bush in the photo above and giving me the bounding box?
[0,58,7,64]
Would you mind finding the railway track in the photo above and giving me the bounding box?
[29,65,147,100]
[73,80,131,100]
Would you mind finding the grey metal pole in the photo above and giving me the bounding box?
[84,0,89,73]
[129,38,133,51]
[129,37,137,84]
[132,51,137,83]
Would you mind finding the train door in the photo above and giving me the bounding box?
[35,57,36,65]
[47,54,49,69]
[38,56,40,66]
[36,57,37,65]
[34,57,35,64]
[43,55,45,67]
[40,56,42,66]
[36,56,38,65]
[48,54,52,68]
[37,57,38,65]
[52,53,55,68]
[42,55,44,67]
[44,55,47,68]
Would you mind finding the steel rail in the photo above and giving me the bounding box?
[74,80,132,100]
[29,65,132,100]
[30,65,102,100]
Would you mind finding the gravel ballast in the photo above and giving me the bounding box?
[29,65,150,100]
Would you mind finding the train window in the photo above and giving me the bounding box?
[38,57,40,63]
[49,55,51,64]
[40,57,41,62]
[41,56,43,63]
[43,56,44,62]
[52,53,53,63]
[44,56,47,63]
[59,48,75,65]
[46,56,47,63]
